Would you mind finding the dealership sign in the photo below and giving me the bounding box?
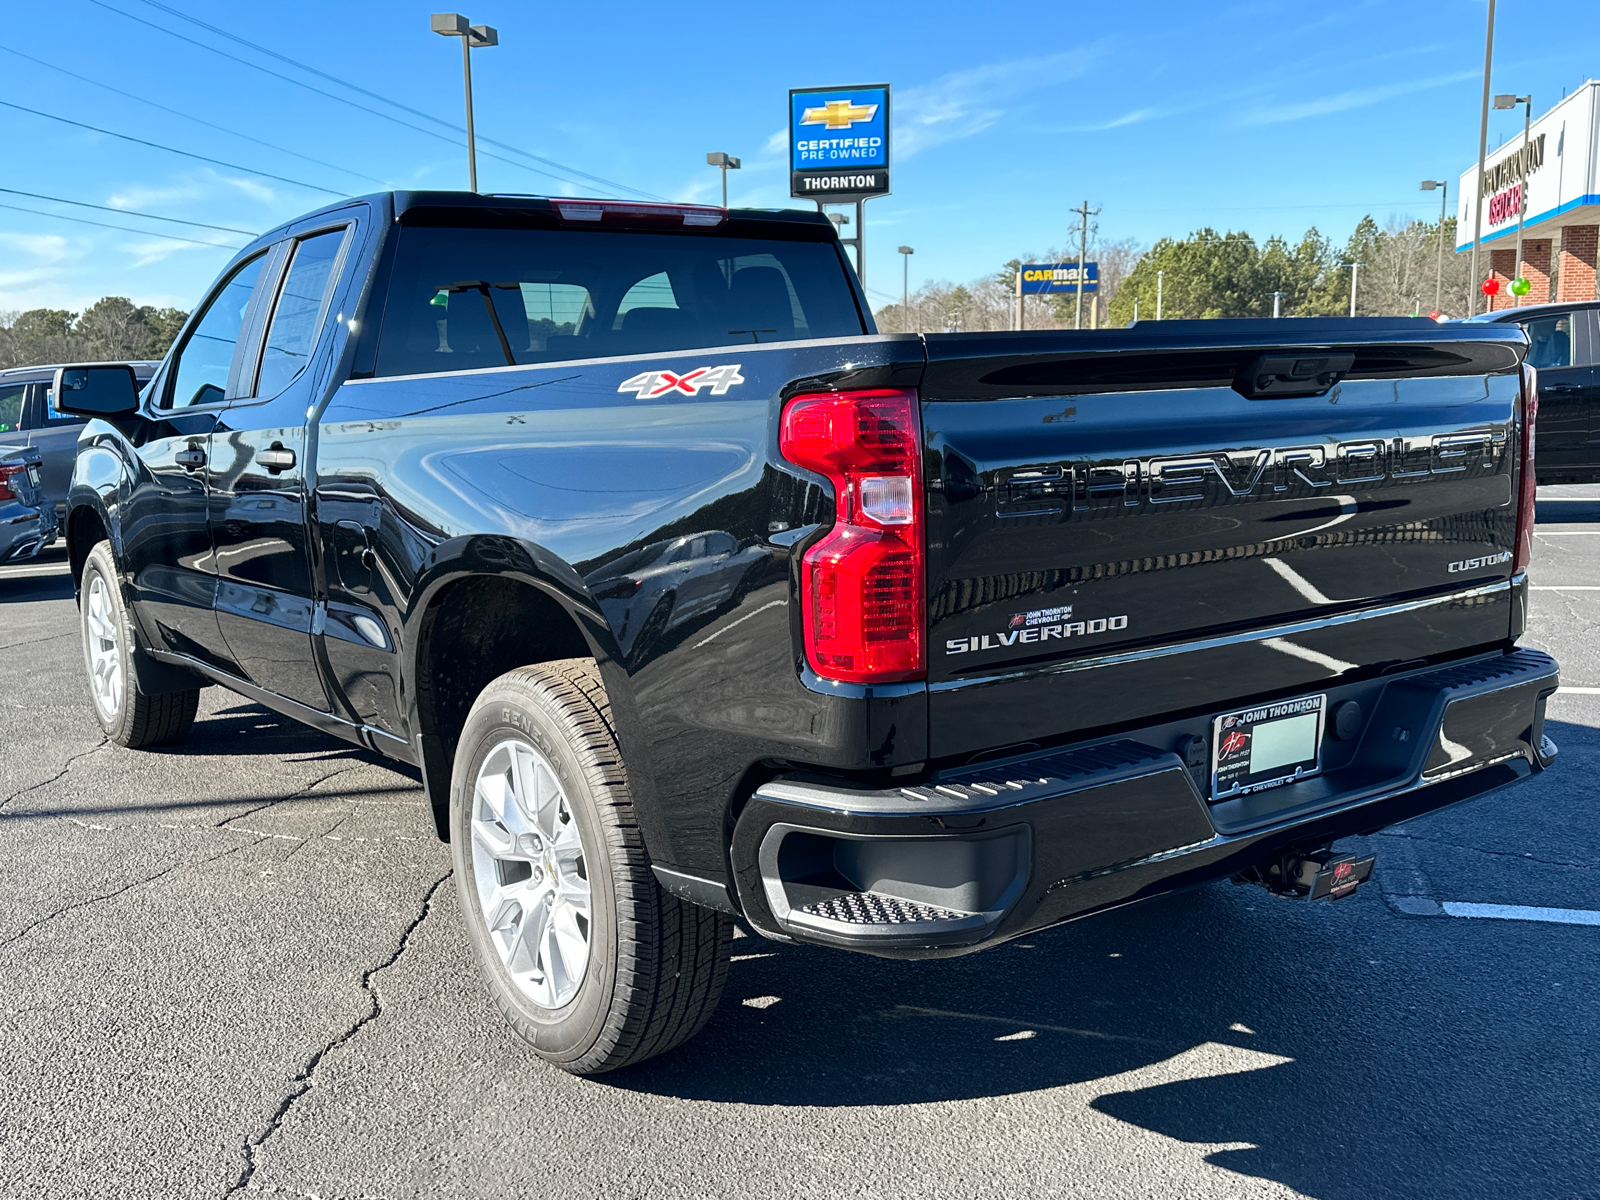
[1457,82,1600,249]
[1021,262,1099,294]
[790,84,890,199]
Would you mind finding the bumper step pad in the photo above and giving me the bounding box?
[798,892,967,925]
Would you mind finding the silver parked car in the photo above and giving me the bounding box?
[0,444,56,564]
[0,362,158,521]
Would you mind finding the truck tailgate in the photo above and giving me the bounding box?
[920,319,1529,759]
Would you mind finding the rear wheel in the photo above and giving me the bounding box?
[450,659,732,1074]
[80,541,199,748]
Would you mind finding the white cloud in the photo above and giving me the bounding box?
[1239,70,1478,125]
[0,232,76,263]
[120,238,226,270]
[895,47,1102,158]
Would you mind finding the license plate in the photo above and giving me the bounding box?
[1211,693,1326,801]
[26,466,40,487]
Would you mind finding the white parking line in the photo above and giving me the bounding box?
[0,564,71,578]
[1532,586,1600,590]
[1554,687,1600,694]
[1441,902,1600,927]
[1534,531,1600,536]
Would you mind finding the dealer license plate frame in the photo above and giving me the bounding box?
[1210,693,1327,801]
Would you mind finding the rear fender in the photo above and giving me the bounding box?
[402,535,666,854]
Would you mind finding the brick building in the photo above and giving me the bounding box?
[1459,81,1599,312]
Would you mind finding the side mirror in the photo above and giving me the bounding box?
[50,365,142,418]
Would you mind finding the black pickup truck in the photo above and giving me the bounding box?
[57,192,1558,1074]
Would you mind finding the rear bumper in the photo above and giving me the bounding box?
[730,647,1559,958]
[0,505,57,564]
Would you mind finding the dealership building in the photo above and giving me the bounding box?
[1458,80,1599,310]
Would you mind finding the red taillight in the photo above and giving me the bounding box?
[1514,363,1538,574]
[0,463,25,503]
[780,388,925,684]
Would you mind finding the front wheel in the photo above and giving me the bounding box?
[450,659,732,1074]
[80,541,199,748]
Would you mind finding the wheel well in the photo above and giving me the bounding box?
[67,506,107,586]
[414,575,593,833]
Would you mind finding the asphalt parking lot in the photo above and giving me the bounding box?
[2,494,1597,1200]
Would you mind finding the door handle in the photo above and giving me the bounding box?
[258,446,297,473]
[175,446,206,471]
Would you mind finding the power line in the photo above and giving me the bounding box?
[0,201,242,249]
[0,188,258,235]
[0,44,387,189]
[0,99,343,196]
[82,0,645,199]
[123,0,668,201]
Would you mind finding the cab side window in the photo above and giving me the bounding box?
[0,383,23,434]
[254,229,347,399]
[165,254,267,409]
[1522,314,1572,370]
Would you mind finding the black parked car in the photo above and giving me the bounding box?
[0,362,158,520]
[1468,300,1600,484]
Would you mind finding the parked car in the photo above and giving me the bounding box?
[0,444,57,564]
[0,362,158,521]
[59,192,1556,1077]
[1467,300,1600,484]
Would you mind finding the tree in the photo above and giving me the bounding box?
[0,299,189,368]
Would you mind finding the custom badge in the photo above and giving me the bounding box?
[617,364,744,399]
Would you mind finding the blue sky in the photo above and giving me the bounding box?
[2,0,1595,317]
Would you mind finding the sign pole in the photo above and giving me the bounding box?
[1015,270,1023,331]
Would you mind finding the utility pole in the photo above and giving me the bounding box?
[1469,0,1497,314]
[1156,269,1164,320]
[431,14,499,193]
[1348,261,1363,317]
[1070,199,1100,330]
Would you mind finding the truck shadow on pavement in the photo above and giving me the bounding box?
[609,737,1597,1200]
[0,573,74,605]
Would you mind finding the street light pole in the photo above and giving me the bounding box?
[1155,269,1164,320]
[1421,179,1448,313]
[705,152,741,207]
[898,245,913,333]
[431,14,498,193]
[1272,291,1283,318]
[1513,95,1532,306]
[1469,0,1497,314]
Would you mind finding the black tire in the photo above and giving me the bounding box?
[80,541,200,748]
[450,658,732,1074]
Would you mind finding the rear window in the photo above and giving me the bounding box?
[372,226,865,378]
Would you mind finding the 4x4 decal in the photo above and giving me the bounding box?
[617,364,745,399]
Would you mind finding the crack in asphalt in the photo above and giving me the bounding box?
[0,735,109,814]
[225,871,452,1198]
[0,630,75,653]
[214,766,361,830]
[281,807,356,861]
[0,842,253,952]
[1374,829,1593,871]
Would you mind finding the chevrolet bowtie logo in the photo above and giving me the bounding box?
[800,99,878,130]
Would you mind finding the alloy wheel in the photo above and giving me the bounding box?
[470,738,593,1009]
[84,574,122,719]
